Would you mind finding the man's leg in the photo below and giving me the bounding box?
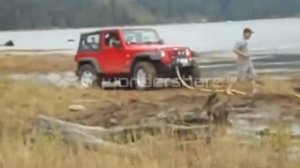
[251,79,257,94]
[248,63,257,95]
[226,77,237,95]
[226,64,246,95]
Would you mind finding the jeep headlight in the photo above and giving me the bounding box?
[185,49,191,56]
[160,50,166,57]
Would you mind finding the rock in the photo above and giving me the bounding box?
[109,118,118,125]
[4,40,14,46]
[157,108,178,118]
[68,105,86,112]
[157,108,180,122]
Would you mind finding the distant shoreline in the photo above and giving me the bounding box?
[0,17,298,33]
[1,18,300,54]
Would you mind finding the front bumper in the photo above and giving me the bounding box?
[170,57,196,68]
[156,58,197,78]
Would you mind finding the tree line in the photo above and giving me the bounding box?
[0,0,300,30]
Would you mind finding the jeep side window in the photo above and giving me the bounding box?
[79,33,100,51]
[104,32,121,48]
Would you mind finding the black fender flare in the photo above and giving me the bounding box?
[77,58,102,74]
[130,51,162,70]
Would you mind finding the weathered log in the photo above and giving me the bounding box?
[30,115,212,147]
[200,93,231,124]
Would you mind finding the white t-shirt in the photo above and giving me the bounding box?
[233,40,251,67]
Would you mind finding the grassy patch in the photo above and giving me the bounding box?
[1,130,299,168]
[0,55,75,73]
[0,77,300,168]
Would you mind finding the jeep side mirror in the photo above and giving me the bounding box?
[158,39,164,44]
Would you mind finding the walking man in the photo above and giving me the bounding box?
[226,28,257,95]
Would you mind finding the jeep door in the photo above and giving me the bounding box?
[77,32,104,71]
[101,30,127,74]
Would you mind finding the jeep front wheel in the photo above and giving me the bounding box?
[181,66,201,87]
[133,62,157,90]
[78,64,100,88]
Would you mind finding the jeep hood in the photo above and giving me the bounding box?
[126,44,188,51]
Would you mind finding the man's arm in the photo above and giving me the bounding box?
[233,42,250,57]
[233,49,249,57]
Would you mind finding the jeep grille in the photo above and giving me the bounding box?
[166,49,186,57]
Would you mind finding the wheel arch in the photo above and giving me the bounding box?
[130,52,161,74]
[77,58,102,75]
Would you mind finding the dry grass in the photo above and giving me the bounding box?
[0,137,298,168]
[1,128,299,168]
[0,52,299,167]
[218,75,298,95]
[0,78,300,168]
[0,79,184,130]
[0,55,75,73]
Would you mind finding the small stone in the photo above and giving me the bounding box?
[109,118,118,125]
[68,104,86,112]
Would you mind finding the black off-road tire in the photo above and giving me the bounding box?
[78,64,102,88]
[132,62,157,90]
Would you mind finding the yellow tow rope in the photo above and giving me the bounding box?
[175,66,195,90]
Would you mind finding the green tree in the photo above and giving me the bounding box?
[0,0,300,30]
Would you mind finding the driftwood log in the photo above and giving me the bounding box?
[29,115,213,149]
[28,93,260,150]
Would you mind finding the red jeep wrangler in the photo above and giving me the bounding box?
[75,28,200,90]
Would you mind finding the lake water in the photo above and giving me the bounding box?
[1,18,300,54]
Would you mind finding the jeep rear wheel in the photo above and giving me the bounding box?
[78,64,101,88]
[133,62,157,90]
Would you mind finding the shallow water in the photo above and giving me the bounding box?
[230,109,300,140]
[9,72,79,88]
[1,18,300,53]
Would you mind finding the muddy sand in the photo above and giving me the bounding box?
[62,92,300,124]
[1,53,300,138]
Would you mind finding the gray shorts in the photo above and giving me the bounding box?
[237,62,256,80]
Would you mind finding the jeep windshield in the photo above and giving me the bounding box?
[123,29,161,44]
